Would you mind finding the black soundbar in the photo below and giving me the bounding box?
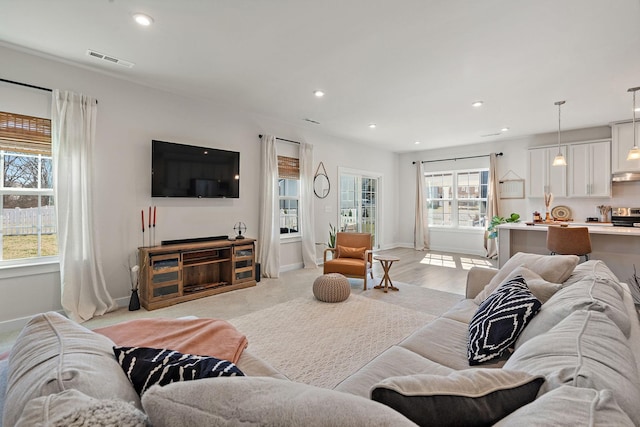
[161,235,229,246]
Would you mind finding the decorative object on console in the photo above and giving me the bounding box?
[552,100,567,166]
[233,221,246,239]
[626,86,640,160]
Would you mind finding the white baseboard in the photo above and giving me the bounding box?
[0,310,64,334]
[280,262,304,273]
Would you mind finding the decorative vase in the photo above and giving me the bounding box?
[129,289,140,311]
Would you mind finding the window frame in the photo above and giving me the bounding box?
[424,168,489,230]
[0,110,57,266]
[278,177,301,240]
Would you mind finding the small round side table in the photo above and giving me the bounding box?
[373,255,400,293]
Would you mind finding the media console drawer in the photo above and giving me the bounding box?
[139,238,257,310]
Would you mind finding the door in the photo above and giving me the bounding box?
[338,169,380,248]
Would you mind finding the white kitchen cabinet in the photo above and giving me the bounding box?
[611,121,640,173]
[568,140,611,197]
[527,146,567,198]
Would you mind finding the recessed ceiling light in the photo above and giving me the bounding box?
[472,101,484,108]
[414,141,421,145]
[368,123,377,129]
[133,13,154,26]
[313,90,325,98]
[501,127,509,132]
[636,107,640,112]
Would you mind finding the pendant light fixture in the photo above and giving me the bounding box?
[626,87,640,161]
[552,100,567,166]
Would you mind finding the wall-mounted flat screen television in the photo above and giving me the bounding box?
[152,140,240,198]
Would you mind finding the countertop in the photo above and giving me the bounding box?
[497,222,640,236]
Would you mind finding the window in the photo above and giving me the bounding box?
[278,155,300,237]
[0,111,57,262]
[424,169,488,228]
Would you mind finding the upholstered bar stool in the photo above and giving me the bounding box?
[546,226,592,262]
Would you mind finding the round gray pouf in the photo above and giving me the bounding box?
[313,273,350,303]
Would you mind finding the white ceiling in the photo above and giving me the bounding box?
[1,0,639,153]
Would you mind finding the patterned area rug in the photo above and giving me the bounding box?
[229,294,435,389]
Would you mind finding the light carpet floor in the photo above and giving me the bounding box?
[228,293,436,389]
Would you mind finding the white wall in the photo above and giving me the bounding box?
[0,45,399,328]
[398,125,640,255]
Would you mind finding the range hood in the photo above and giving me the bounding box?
[612,172,640,182]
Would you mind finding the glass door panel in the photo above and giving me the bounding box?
[339,170,380,248]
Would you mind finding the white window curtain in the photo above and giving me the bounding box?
[484,153,500,259]
[258,135,280,277]
[299,142,317,268]
[52,89,116,323]
[414,161,429,250]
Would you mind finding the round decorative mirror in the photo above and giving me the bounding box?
[314,173,330,198]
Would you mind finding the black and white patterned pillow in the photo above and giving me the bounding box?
[467,275,541,366]
[113,346,244,395]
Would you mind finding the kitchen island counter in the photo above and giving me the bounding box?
[496,223,640,281]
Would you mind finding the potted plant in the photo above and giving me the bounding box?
[328,223,337,249]
[487,213,520,239]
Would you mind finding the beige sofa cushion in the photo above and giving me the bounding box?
[494,386,634,426]
[142,377,417,426]
[474,253,578,304]
[371,369,544,427]
[516,271,631,346]
[16,389,147,427]
[563,260,623,293]
[2,312,141,427]
[504,310,640,424]
[333,345,453,398]
[400,317,508,370]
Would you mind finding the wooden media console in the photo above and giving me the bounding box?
[138,238,256,310]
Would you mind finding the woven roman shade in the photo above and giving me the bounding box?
[278,155,300,179]
[0,111,52,155]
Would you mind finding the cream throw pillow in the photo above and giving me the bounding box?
[474,252,578,304]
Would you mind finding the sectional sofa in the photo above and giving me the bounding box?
[1,253,639,425]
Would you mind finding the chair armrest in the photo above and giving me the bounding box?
[466,267,498,299]
[324,248,336,263]
[365,249,373,263]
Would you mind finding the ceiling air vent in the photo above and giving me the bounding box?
[86,49,134,68]
[303,118,320,125]
[480,132,501,137]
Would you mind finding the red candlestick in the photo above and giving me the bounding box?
[153,206,157,227]
[141,210,145,232]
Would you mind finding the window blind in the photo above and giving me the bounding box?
[0,111,52,155]
[278,155,300,179]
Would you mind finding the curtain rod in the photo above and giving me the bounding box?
[0,78,52,93]
[258,134,301,145]
[412,152,503,164]
[0,78,99,104]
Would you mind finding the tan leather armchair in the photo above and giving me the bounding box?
[323,232,374,290]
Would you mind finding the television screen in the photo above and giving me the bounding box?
[152,140,240,198]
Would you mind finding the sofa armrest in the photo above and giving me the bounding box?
[466,267,498,299]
